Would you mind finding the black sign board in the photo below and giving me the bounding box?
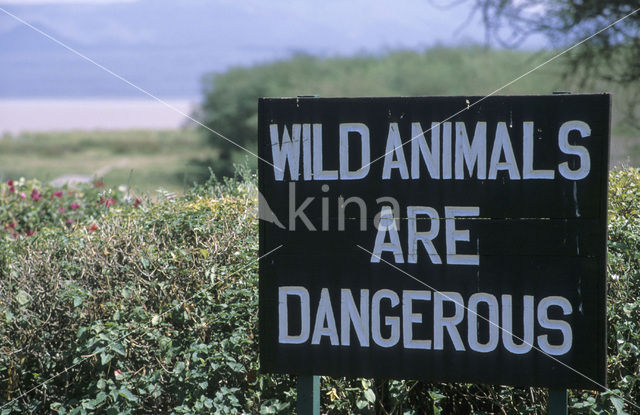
[258,95,609,390]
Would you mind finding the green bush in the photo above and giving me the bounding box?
[1,168,639,414]
[0,171,295,414]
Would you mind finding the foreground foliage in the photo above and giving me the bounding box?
[1,168,639,414]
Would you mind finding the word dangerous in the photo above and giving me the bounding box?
[279,287,572,356]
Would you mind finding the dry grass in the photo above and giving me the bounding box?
[0,129,218,194]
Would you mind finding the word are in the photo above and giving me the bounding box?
[372,205,478,265]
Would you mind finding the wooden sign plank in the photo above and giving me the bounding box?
[258,95,610,390]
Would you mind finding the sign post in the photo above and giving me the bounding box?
[258,95,610,399]
[548,389,568,415]
[297,376,320,415]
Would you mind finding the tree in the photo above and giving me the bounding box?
[473,1,640,123]
[198,68,269,177]
[476,1,639,81]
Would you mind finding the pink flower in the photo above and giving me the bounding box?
[133,198,142,208]
[88,224,99,232]
[53,191,63,198]
[58,207,66,213]
[25,229,35,237]
[19,192,26,199]
[6,180,13,186]
[65,218,74,226]
[70,203,80,210]
[9,186,15,193]
[100,196,115,207]
[31,189,42,201]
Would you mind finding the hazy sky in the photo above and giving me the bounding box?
[0,0,548,98]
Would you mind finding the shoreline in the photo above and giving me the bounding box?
[0,98,199,135]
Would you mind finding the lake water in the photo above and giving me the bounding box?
[0,99,197,134]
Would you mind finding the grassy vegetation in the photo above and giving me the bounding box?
[0,129,218,195]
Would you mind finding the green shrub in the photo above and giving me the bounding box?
[1,168,639,414]
[0,171,295,414]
